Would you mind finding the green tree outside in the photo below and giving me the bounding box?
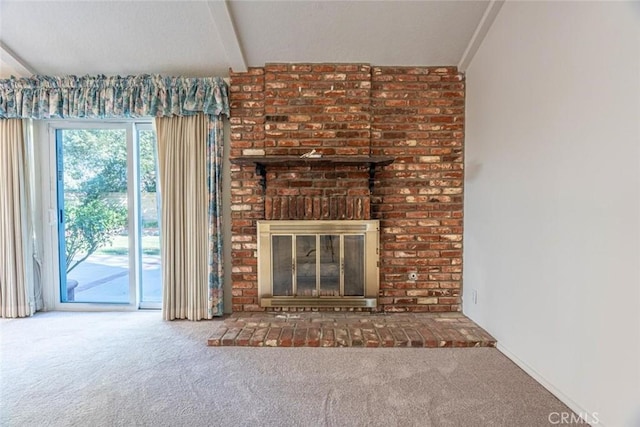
[62,129,158,273]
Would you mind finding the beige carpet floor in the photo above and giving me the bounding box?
[1,311,573,426]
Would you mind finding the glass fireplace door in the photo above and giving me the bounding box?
[344,235,365,296]
[295,235,317,296]
[271,234,363,298]
[319,235,340,296]
[272,235,293,296]
[258,220,379,308]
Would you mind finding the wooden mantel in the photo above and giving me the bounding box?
[230,155,395,192]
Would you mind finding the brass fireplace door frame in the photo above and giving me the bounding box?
[257,220,380,308]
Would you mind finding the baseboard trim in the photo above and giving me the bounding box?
[496,343,603,426]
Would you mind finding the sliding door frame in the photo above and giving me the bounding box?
[136,123,162,310]
[44,119,156,311]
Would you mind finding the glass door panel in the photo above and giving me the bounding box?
[272,235,293,296]
[138,128,161,304]
[319,235,340,296]
[57,128,130,303]
[296,235,317,296]
[344,235,365,296]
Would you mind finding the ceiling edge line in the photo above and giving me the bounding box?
[0,41,38,77]
[207,0,247,74]
[457,0,505,73]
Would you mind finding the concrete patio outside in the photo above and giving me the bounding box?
[67,253,161,304]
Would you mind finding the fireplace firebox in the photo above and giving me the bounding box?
[257,220,379,308]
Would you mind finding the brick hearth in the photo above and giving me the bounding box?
[207,312,495,348]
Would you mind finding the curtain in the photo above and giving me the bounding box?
[207,116,224,318]
[156,113,223,320]
[207,117,224,317]
[23,121,44,312]
[0,75,229,119]
[0,119,32,317]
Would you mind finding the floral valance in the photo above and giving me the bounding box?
[0,75,229,119]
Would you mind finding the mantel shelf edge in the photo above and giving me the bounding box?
[230,155,395,192]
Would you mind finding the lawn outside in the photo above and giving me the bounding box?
[96,233,160,256]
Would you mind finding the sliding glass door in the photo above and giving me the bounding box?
[137,126,162,307]
[55,122,161,307]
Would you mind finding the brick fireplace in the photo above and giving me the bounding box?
[229,64,464,313]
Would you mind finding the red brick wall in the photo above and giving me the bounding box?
[262,64,372,221]
[264,63,371,156]
[371,67,464,312]
[229,64,464,312]
[229,68,264,311]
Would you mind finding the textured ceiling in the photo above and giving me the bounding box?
[229,1,488,66]
[0,0,492,78]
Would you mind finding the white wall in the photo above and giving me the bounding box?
[464,2,640,426]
